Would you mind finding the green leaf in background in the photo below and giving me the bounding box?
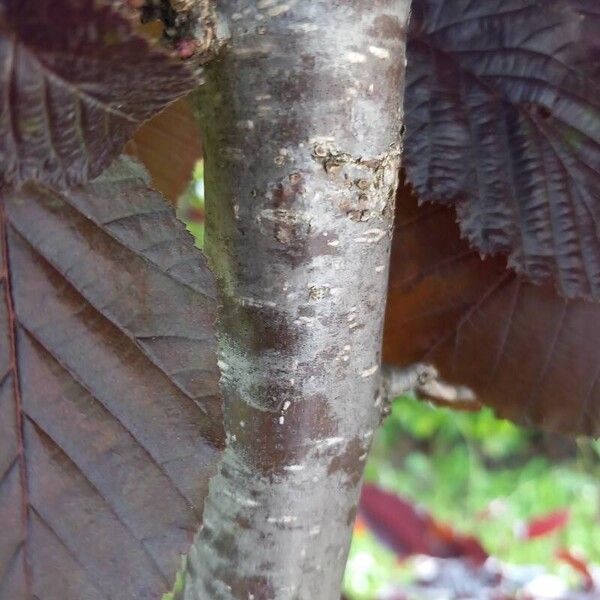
[179,161,206,249]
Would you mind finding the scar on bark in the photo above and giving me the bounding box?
[379,363,480,420]
[136,0,223,60]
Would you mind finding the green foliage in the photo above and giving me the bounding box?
[179,160,206,248]
[162,559,187,600]
[380,395,529,461]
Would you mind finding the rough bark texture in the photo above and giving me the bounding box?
[185,1,411,598]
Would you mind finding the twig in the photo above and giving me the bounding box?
[380,363,478,419]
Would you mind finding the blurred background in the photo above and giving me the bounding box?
[344,397,600,599]
[179,160,600,600]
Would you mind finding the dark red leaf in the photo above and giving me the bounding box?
[384,181,600,436]
[556,548,594,590]
[125,97,202,203]
[0,0,198,187]
[405,0,600,300]
[359,484,488,564]
[359,485,432,557]
[520,509,570,539]
[0,157,223,599]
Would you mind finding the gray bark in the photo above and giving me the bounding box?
[184,1,411,598]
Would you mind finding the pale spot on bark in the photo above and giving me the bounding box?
[284,464,305,472]
[369,45,390,59]
[315,437,344,449]
[345,51,367,63]
[268,4,291,17]
[356,228,386,243]
[267,515,298,524]
[288,22,320,32]
[361,365,379,378]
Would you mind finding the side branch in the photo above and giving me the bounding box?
[380,363,479,418]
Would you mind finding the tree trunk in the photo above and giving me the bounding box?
[184,1,411,598]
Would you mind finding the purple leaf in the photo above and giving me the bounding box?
[405,0,600,300]
[0,157,223,599]
[0,0,198,187]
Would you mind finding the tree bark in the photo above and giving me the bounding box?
[185,1,411,598]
